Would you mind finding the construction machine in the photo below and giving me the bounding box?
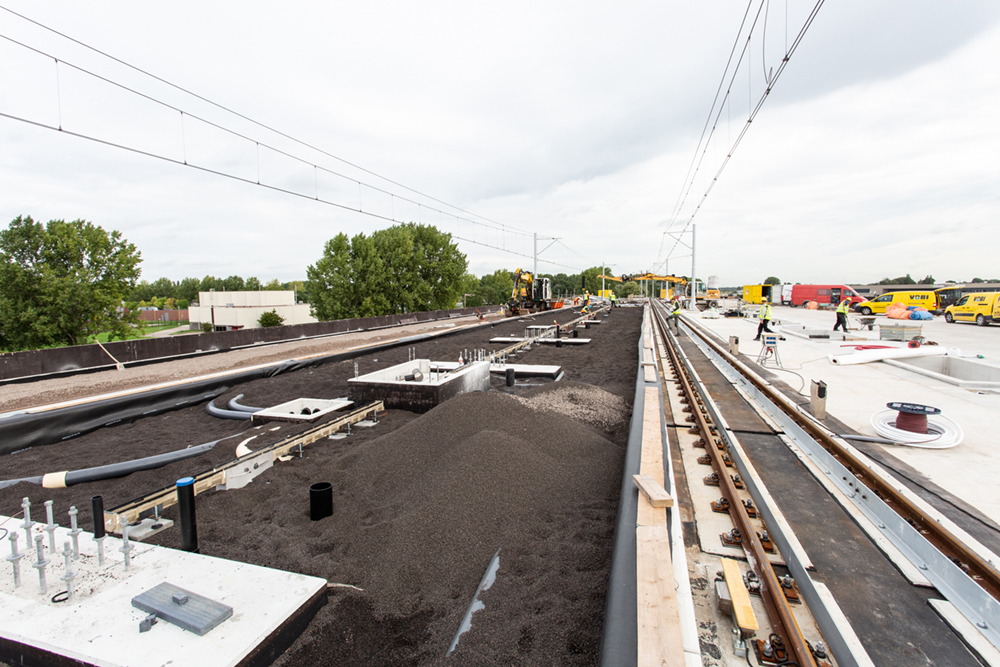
[506,269,564,316]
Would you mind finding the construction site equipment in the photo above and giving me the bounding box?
[506,269,564,316]
[742,284,774,305]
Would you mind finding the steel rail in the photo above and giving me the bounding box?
[650,303,817,667]
[677,311,1000,604]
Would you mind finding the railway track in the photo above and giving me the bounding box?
[648,299,1000,666]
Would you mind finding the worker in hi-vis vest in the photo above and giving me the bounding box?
[668,296,682,333]
[834,298,851,332]
[754,301,773,341]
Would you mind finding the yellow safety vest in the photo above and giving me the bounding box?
[760,303,772,319]
[837,300,850,314]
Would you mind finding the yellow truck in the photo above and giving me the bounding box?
[856,291,937,315]
[944,292,1000,326]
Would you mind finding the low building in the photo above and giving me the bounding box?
[187,291,316,331]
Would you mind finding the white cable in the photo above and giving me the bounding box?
[869,410,964,449]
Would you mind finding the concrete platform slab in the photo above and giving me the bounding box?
[0,516,327,667]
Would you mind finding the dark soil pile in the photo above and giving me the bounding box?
[0,306,641,666]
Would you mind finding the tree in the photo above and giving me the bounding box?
[264,278,283,290]
[919,275,935,285]
[258,309,285,327]
[306,223,467,320]
[199,275,224,294]
[307,232,389,320]
[458,273,482,307]
[878,274,916,285]
[129,280,156,303]
[284,280,308,302]
[971,277,985,284]
[618,280,641,297]
[580,266,606,294]
[764,276,781,285]
[0,215,142,350]
[177,277,201,303]
[479,269,515,305]
[245,276,262,291]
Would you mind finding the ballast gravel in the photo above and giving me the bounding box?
[0,306,642,666]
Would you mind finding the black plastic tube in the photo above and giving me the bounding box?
[227,394,262,413]
[310,482,333,521]
[64,442,218,486]
[177,477,198,553]
[92,495,105,538]
[505,368,516,387]
[206,399,253,420]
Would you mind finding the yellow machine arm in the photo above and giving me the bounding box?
[511,268,535,299]
[620,273,687,285]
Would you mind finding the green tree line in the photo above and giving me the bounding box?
[126,276,308,309]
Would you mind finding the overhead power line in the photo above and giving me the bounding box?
[660,0,826,264]
[0,7,594,273]
[0,3,529,237]
[0,31,530,242]
[0,109,582,272]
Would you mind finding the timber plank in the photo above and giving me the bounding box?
[636,525,686,667]
[721,558,759,633]
[633,474,674,508]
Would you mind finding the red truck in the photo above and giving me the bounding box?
[788,284,865,308]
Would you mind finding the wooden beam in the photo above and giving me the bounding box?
[636,525,686,667]
[721,558,759,634]
[640,387,663,484]
[633,474,674,508]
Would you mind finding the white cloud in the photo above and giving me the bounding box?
[0,1,998,285]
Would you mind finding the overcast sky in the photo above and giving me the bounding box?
[1,1,998,287]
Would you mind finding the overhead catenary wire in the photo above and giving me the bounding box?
[0,3,529,238]
[0,32,593,273]
[0,108,587,272]
[0,31,529,243]
[663,0,757,231]
[659,0,826,266]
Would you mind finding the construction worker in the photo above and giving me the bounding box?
[668,296,682,333]
[754,300,773,341]
[581,291,591,313]
[609,292,617,308]
[834,298,851,332]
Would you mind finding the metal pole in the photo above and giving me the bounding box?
[690,223,697,310]
[533,232,537,278]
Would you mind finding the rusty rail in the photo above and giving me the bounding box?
[650,302,817,667]
[677,311,1000,604]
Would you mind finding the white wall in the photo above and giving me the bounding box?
[188,298,316,330]
[197,290,296,308]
